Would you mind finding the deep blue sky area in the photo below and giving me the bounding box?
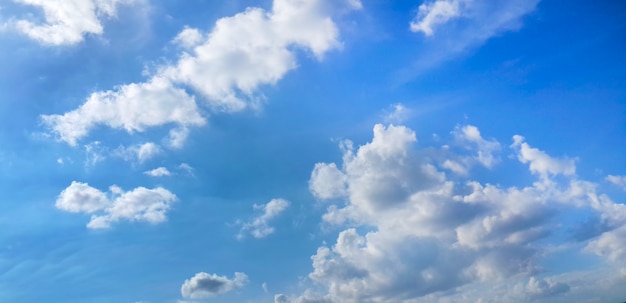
[1,1,625,302]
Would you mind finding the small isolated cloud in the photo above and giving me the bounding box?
[238,198,290,239]
[446,124,501,172]
[606,175,626,190]
[8,0,139,45]
[41,0,361,147]
[181,272,248,299]
[410,0,464,36]
[55,181,177,229]
[144,167,171,177]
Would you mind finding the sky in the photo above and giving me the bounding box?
[0,0,626,302]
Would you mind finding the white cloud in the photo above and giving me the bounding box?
[41,77,206,147]
[42,0,361,147]
[112,142,161,163]
[55,181,177,229]
[606,174,626,190]
[9,0,138,45]
[181,272,248,299]
[410,0,464,36]
[511,135,576,178]
[382,103,411,124]
[404,0,540,78]
[144,167,171,177]
[56,181,109,213]
[238,198,290,239]
[294,123,626,302]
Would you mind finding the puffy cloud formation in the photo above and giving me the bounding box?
[295,123,626,302]
[10,0,138,45]
[42,0,361,147]
[181,272,248,299]
[55,181,177,229]
[238,198,290,239]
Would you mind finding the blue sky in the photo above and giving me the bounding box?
[1,0,625,302]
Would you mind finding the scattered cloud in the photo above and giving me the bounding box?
[144,167,172,177]
[55,181,177,229]
[606,174,626,190]
[41,0,361,147]
[181,272,248,299]
[112,142,161,163]
[296,122,626,302]
[511,135,576,178]
[8,0,139,45]
[403,0,540,78]
[238,198,290,239]
[410,0,465,36]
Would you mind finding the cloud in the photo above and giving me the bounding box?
[606,174,626,190]
[181,272,248,299]
[293,122,626,302]
[55,181,177,229]
[42,0,361,147]
[511,135,576,178]
[41,78,206,147]
[238,198,290,239]
[402,0,540,78]
[144,167,171,177]
[9,0,138,45]
[112,142,161,163]
[410,0,465,36]
[382,103,411,124]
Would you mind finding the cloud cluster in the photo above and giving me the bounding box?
[238,198,290,239]
[41,0,361,147]
[56,181,177,229]
[9,0,138,45]
[295,123,626,302]
[181,272,248,299]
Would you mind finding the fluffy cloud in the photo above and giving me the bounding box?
[238,198,290,239]
[55,181,177,229]
[511,135,576,178]
[10,0,138,45]
[144,167,171,177]
[181,272,248,299]
[296,123,626,302]
[42,0,360,147]
[112,142,162,163]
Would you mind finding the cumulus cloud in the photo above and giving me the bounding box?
[511,135,576,178]
[294,122,626,302]
[238,198,290,239]
[144,167,171,177]
[42,0,361,147]
[9,0,138,45]
[55,181,177,229]
[181,272,248,299]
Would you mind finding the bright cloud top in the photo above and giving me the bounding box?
[295,123,626,302]
[41,0,361,147]
[9,0,138,45]
[181,272,248,299]
[238,198,290,239]
[56,181,177,229]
